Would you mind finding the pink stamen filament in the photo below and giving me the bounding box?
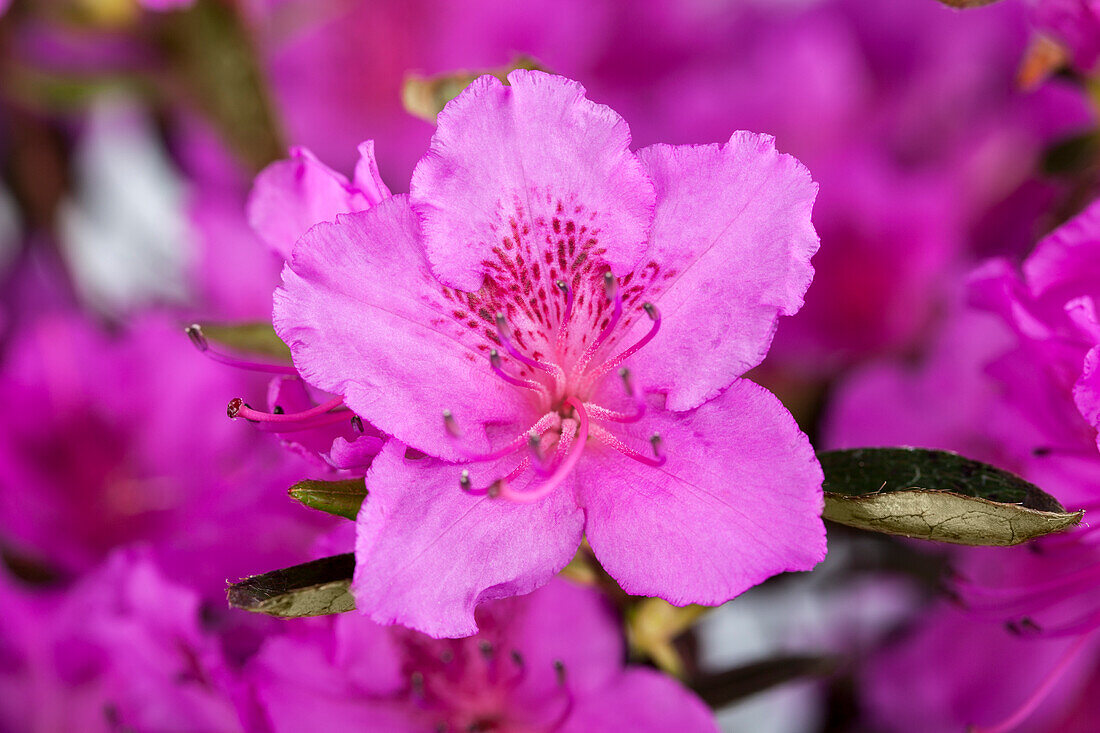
[591,302,661,379]
[495,313,566,384]
[447,412,560,462]
[233,396,346,423]
[186,325,298,375]
[583,368,645,423]
[971,628,1098,733]
[574,272,623,375]
[498,398,588,504]
[489,349,544,392]
[590,423,666,468]
[247,410,357,433]
[461,457,532,497]
[545,662,576,732]
[555,279,575,354]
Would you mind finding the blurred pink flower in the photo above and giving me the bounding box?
[246,577,718,733]
[827,198,1100,731]
[0,548,243,733]
[274,71,826,637]
[0,308,334,592]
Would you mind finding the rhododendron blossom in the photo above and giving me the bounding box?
[275,70,826,637]
[247,578,718,733]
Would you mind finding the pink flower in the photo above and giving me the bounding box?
[274,71,826,637]
[0,549,243,732]
[246,577,718,732]
[827,198,1100,731]
[0,308,334,591]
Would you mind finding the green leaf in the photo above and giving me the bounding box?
[289,478,366,521]
[402,55,547,123]
[228,554,355,617]
[158,0,285,172]
[187,322,291,360]
[690,655,839,708]
[819,448,1083,546]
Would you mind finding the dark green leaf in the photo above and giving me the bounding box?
[158,0,284,172]
[1042,132,1100,178]
[819,448,1082,545]
[690,655,839,708]
[228,554,355,617]
[289,478,366,521]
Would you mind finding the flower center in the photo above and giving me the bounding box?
[438,204,669,502]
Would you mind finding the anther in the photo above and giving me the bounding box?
[554,660,567,686]
[185,324,208,351]
[603,270,617,299]
[459,470,472,491]
[650,433,664,460]
[351,415,364,433]
[411,671,425,698]
[272,405,285,414]
[619,367,634,395]
[478,640,494,659]
[489,349,502,369]
[443,409,460,437]
[643,302,658,320]
[227,398,243,419]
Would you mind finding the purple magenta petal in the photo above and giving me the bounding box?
[630,134,819,411]
[410,69,655,291]
[274,196,531,459]
[505,578,622,700]
[559,668,719,733]
[353,443,584,638]
[248,143,388,261]
[578,380,825,605]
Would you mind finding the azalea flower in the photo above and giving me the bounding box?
[0,548,243,733]
[274,70,826,637]
[246,577,718,733]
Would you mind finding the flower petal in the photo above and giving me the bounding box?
[630,134,819,411]
[353,443,585,638]
[248,143,389,260]
[410,69,655,291]
[560,669,719,733]
[274,195,531,459]
[578,379,825,604]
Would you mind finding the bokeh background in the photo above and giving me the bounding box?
[1,0,1098,730]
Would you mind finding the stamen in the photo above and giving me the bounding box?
[528,433,545,470]
[351,415,364,433]
[574,272,623,373]
[443,409,460,437]
[970,628,1098,733]
[247,410,360,433]
[185,325,298,375]
[459,458,531,497]
[495,313,565,382]
[545,660,576,732]
[446,412,560,462]
[591,302,661,377]
[590,424,667,468]
[489,349,542,392]
[582,367,646,423]
[555,279,574,352]
[229,396,345,423]
[498,398,588,503]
